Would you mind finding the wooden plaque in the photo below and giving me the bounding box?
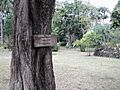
[34,35,57,47]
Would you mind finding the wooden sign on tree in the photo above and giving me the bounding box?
[34,34,57,47]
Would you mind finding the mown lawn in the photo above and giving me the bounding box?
[0,48,120,90]
[0,49,11,90]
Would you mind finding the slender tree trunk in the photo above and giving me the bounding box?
[103,19,104,25]
[9,0,56,90]
[67,30,72,48]
[0,21,3,44]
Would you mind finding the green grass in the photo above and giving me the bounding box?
[0,48,120,90]
[0,49,10,90]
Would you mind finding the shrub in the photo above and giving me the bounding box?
[52,43,60,52]
[73,31,101,52]
[59,41,66,46]
[73,39,86,52]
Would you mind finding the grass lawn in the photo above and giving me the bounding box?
[0,49,11,90]
[0,47,120,90]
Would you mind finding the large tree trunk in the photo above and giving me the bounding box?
[9,0,56,90]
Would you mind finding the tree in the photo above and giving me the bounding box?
[0,0,13,45]
[93,24,111,43]
[52,0,91,47]
[110,0,120,45]
[98,7,109,24]
[110,28,120,45]
[4,12,13,49]
[89,6,100,25]
[111,0,120,28]
[89,6,110,26]
[9,0,56,90]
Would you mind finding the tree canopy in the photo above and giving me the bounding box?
[111,0,120,28]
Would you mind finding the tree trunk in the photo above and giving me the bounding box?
[67,30,72,48]
[0,21,3,44]
[9,0,56,90]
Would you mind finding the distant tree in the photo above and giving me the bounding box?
[98,7,110,24]
[89,6,110,25]
[4,13,13,48]
[0,0,13,45]
[110,0,120,45]
[111,0,120,28]
[93,24,111,43]
[52,0,91,48]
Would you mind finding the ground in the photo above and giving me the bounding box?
[0,48,120,90]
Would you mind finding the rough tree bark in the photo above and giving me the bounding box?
[9,0,56,90]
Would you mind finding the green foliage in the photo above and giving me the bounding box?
[52,1,110,46]
[110,28,120,45]
[111,0,120,28]
[82,31,101,47]
[110,0,120,46]
[73,31,101,51]
[0,0,2,10]
[52,1,92,43]
[4,13,13,37]
[116,43,120,47]
[2,43,11,49]
[98,7,109,20]
[89,6,110,25]
[92,24,111,43]
[52,44,60,52]
[3,13,13,49]
[73,39,86,52]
